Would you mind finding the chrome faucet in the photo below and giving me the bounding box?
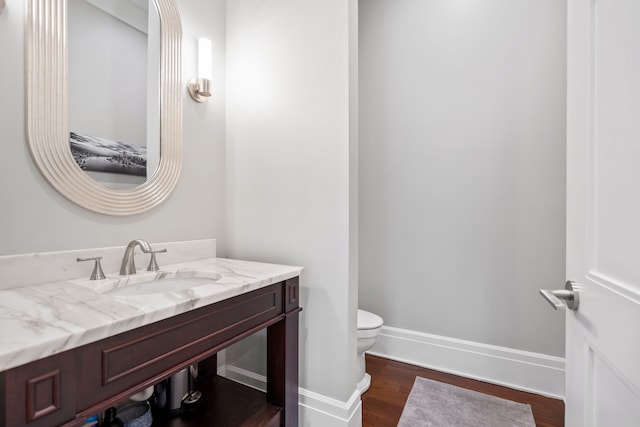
[120,239,153,275]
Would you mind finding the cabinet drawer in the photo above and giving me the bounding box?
[1,351,76,427]
[75,284,283,411]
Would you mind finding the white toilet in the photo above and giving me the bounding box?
[357,309,384,394]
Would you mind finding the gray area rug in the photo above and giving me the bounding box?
[397,377,536,427]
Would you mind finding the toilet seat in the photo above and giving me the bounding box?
[358,309,383,330]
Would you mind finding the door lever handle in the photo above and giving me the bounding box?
[539,281,579,311]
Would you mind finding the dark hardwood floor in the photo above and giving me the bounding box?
[361,355,564,427]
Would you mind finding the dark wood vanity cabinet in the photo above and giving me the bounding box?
[0,278,300,427]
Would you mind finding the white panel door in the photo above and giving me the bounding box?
[565,0,640,425]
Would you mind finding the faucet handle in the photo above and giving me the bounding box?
[146,249,167,271]
[77,256,106,280]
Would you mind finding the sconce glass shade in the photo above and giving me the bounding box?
[198,38,213,81]
[188,37,212,102]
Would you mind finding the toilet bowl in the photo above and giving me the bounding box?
[357,309,383,394]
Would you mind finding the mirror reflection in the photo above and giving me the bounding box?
[68,0,161,189]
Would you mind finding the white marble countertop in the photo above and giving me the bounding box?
[0,257,303,372]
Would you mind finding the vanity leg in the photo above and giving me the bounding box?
[267,310,299,426]
[199,353,218,378]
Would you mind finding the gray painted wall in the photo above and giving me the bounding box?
[0,0,226,257]
[225,0,359,404]
[359,0,567,357]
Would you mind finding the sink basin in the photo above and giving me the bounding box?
[104,271,222,296]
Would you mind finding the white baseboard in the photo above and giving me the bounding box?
[223,364,362,426]
[369,325,565,399]
[299,388,362,427]
[223,364,268,392]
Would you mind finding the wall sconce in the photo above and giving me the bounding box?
[188,38,213,103]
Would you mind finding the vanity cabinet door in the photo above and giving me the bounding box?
[1,351,76,427]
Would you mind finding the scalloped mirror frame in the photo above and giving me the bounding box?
[25,0,183,216]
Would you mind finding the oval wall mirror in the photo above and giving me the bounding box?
[25,0,183,215]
